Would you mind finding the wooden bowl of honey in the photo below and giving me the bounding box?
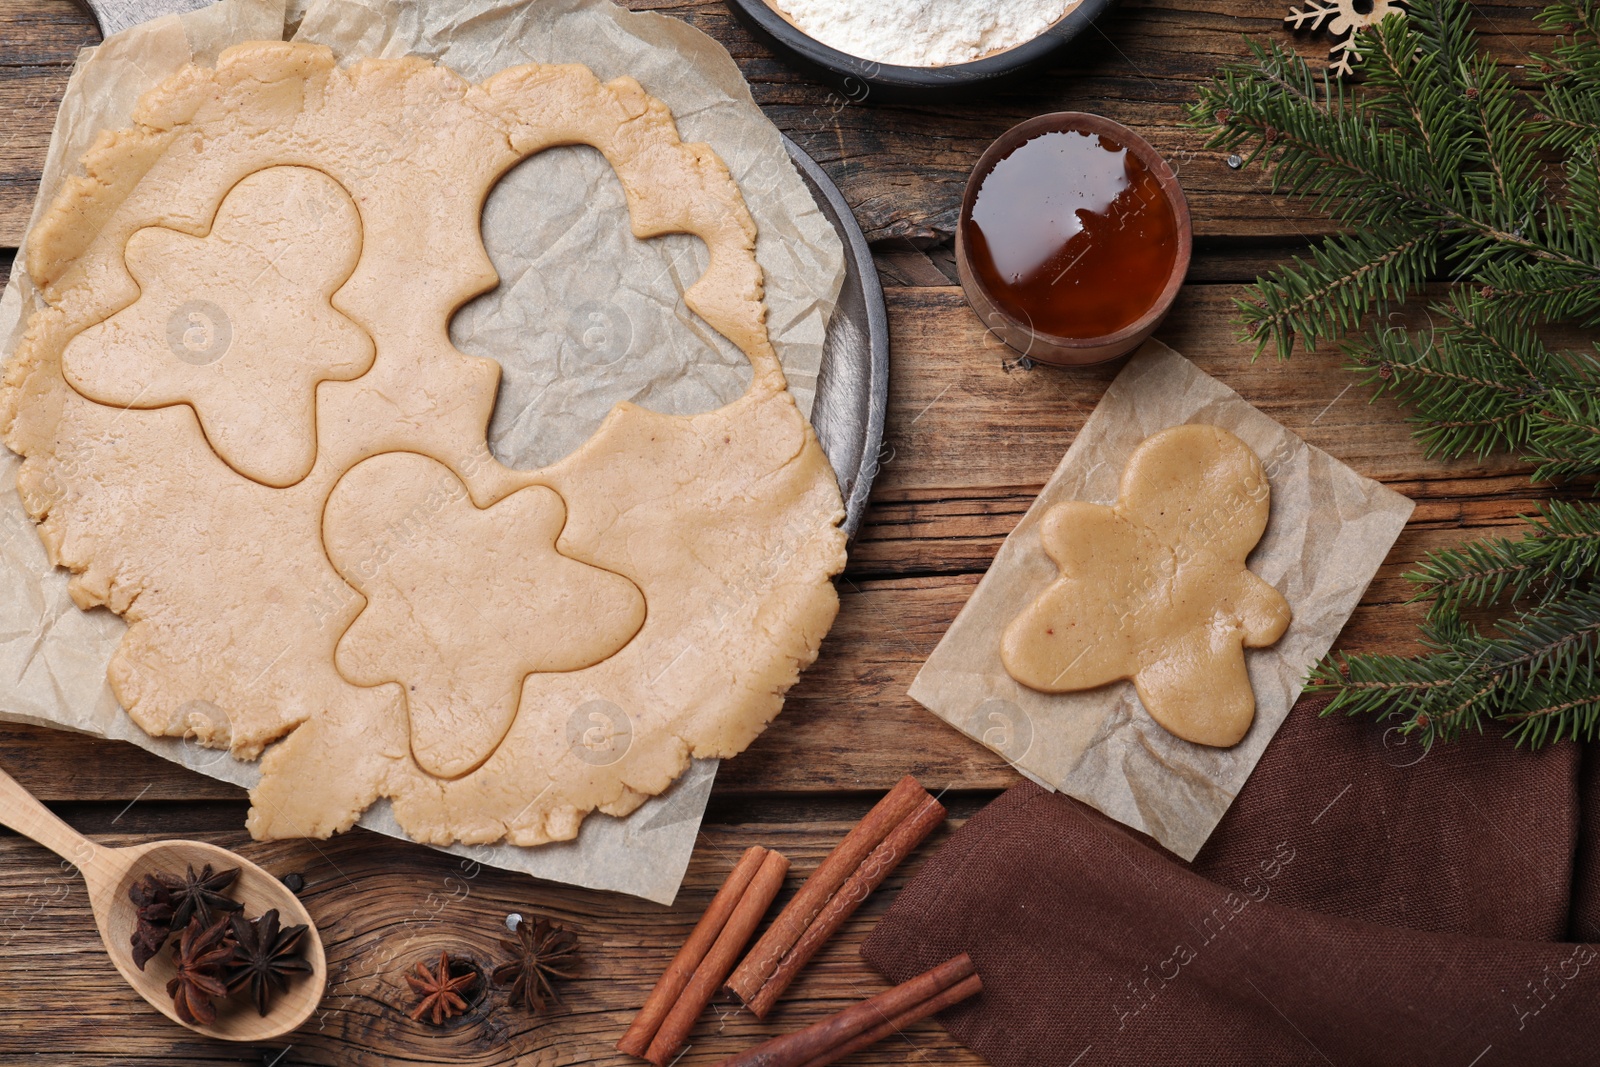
[956,113,1192,366]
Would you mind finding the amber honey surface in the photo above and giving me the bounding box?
[966,129,1179,339]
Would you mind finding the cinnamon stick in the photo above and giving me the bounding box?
[726,775,929,1011]
[715,954,979,1067]
[746,791,946,1018]
[732,777,940,1017]
[794,973,983,1067]
[643,848,790,1066]
[617,845,770,1059]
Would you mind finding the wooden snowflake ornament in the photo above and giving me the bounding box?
[1284,0,1406,77]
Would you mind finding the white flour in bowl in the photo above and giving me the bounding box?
[770,0,1078,68]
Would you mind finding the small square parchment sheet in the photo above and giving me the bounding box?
[909,342,1414,860]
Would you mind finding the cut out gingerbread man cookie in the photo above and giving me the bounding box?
[1001,424,1292,748]
[323,452,647,780]
[61,166,373,488]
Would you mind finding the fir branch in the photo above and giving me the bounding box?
[1312,585,1600,745]
[1408,500,1600,610]
[1475,260,1600,328]
[1199,8,1597,264]
[1199,0,1600,747]
[1502,688,1600,746]
[1406,0,1481,77]
[1359,2,1476,201]
[1457,53,1544,235]
[1242,225,1438,358]
[1194,40,1440,232]
[1351,306,1549,459]
[1537,0,1600,100]
[1525,369,1600,479]
[1560,140,1600,229]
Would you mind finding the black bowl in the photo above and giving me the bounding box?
[727,0,1119,102]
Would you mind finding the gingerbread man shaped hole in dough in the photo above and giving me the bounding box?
[1001,424,1292,748]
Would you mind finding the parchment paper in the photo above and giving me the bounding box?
[909,343,1414,860]
[290,0,842,460]
[0,0,845,904]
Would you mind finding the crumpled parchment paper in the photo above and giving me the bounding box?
[908,342,1414,861]
[0,0,844,904]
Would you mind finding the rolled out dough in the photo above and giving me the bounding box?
[1,42,847,846]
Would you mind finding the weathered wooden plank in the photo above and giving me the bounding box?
[0,0,97,244]
[848,478,1567,580]
[735,542,1440,791]
[0,722,246,802]
[0,0,1563,246]
[0,0,96,64]
[0,522,1508,803]
[638,0,1559,242]
[0,804,988,1065]
[873,284,1526,499]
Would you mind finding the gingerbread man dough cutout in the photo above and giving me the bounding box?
[1001,424,1292,748]
[61,166,374,488]
[323,452,647,780]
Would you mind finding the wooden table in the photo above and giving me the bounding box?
[0,1,1556,1063]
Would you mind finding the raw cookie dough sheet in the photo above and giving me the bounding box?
[0,0,847,905]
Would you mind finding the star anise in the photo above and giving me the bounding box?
[225,909,312,1016]
[166,917,234,1026]
[128,873,176,970]
[159,863,243,930]
[406,951,478,1025]
[492,916,577,1012]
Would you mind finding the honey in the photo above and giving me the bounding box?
[965,128,1179,339]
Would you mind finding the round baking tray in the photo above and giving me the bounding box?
[785,134,888,541]
[730,0,1118,102]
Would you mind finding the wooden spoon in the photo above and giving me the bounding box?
[0,766,326,1040]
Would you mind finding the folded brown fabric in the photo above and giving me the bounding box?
[862,700,1594,1066]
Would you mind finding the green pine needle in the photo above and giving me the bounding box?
[1311,583,1600,746]
[1409,500,1600,610]
[1194,0,1600,746]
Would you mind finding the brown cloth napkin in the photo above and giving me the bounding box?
[862,700,1599,1066]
